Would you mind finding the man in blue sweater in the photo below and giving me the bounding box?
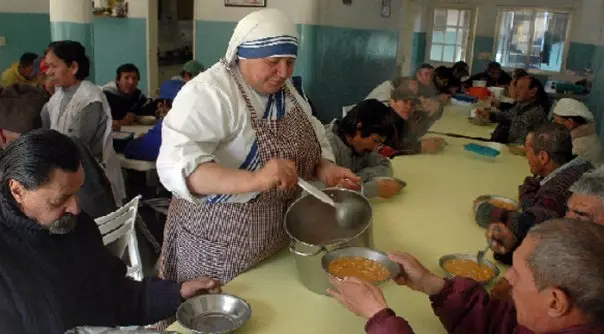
[0,129,220,333]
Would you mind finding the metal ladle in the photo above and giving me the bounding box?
[297,178,360,228]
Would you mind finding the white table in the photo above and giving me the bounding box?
[168,105,528,334]
[121,124,153,137]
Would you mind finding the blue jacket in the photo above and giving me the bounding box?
[124,120,162,161]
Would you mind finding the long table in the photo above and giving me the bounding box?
[168,104,528,334]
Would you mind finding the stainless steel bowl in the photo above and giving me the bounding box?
[472,194,520,216]
[439,253,500,285]
[176,294,251,334]
[321,247,400,284]
[372,176,407,188]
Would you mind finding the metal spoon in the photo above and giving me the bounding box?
[476,243,491,265]
[297,178,359,228]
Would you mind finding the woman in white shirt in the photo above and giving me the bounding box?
[157,9,359,285]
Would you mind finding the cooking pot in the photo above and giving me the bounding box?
[285,188,373,295]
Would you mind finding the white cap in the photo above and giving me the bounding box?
[552,98,594,122]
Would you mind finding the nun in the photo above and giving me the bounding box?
[157,9,360,285]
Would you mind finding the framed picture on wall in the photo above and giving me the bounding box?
[225,0,266,7]
[381,0,391,18]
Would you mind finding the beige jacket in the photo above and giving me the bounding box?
[572,123,604,166]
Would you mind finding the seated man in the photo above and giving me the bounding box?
[0,85,115,218]
[328,219,604,334]
[388,77,446,155]
[325,99,402,198]
[124,79,184,161]
[566,166,604,225]
[492,68,529,112]
[478,76,548,144]
[0,52,38,87]
[476,123,592,264]
[468,61,512,87]
[0,129,220,333]
[553,98,604,166]
[170,60,205,83]
[102,63,155,128]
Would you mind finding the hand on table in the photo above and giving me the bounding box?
[316,160,361,190]
[420,137,446,154]
[253,159,298,192]
[376,179,403,198]
[388,252,445,296]
[327,276,388,319]
[486,222,518,254]
[111,120,121,131]
[122,112,137,125]
[180,277,221,299]
[475,108,491,121]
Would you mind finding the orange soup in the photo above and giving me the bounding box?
[328,256,390,282]
[443,259,495,282]
[488,199,519,211]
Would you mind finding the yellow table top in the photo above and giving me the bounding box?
[168,104,528,334]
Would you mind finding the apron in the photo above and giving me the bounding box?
[159,61,322,285]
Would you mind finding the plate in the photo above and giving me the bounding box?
[372,176,407,188]
[439,253,500,285]
[177,294,251,334]
[321,246,400,284]
[472,195,520,215]
[137,115,157,125]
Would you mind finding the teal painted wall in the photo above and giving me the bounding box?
[92,17,148,94]
[472,35,494,74]
[410,32,426,75]
[567,42,596,72]
[194,20,398,122]
[0,13,50,74]
[50,21,94,81]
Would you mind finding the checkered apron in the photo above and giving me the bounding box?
[159,62,322,287]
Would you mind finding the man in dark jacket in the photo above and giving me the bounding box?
[468,61,513,87]
[476,123,592,264]
[0,84,116,218]
[328,219,604,334]
[102,64,155,129]
[0,129,220,334]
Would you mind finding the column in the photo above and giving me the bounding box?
[49,0,94,81]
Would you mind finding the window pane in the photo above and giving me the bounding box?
[445,27,457,44]
[495,9,534,69]
[432,31,444,43]
[455,46,463,62]
[430,44,443,61]
[457,28,464,44]
[533,11,569,72]
[434,9,447,27]
[447,10,459,26]
[459,10,467,27]
[443,45,455,62]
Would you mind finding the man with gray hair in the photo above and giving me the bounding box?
[329,219,604,333]
[566,166,604,225]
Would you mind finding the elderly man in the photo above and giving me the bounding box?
[476,123,592,264]
[325,99,402,198]
[479,75,548,144]
[0,52,39,87]
[387,77,445,155]
[0,129,220,334]
[102,63,155,128]
[566,167,604,225]
[468,61,512,87]
[329,219,604,333]
[553,98,604,166]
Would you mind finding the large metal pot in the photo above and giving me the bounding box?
[284,188,373,295]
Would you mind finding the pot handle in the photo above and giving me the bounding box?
[289,241,325,257]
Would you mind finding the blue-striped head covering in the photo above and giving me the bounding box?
[225,9,299,64]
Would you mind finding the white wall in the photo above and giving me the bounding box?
[194,0,317,24]
[0,0,49,14]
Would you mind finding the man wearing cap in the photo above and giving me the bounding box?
[156,8,359,292]
[0,52,39,88]
[171,60,205,83]
[553,98,604,166]
[124,79,184,161]
[102,63,155,129]
[387,77,446,155]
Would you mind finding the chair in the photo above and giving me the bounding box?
[95,195,144,281]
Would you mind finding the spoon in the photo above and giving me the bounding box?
[297,178,360,228]
[476,243,490,265]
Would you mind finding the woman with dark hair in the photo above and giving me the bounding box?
[41,40,125,206]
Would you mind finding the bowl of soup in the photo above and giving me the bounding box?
[473,195,520,217]
[439,254,499,284]
[322,247,400,285]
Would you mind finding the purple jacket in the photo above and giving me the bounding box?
[366,278,604,334]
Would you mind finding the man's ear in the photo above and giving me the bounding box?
[9,179,26,205]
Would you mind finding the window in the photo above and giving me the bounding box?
[494,8,571,73]
[429,8,472,63]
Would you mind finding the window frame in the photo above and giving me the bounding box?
[425,5,477,68]
[493,6,574,75]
